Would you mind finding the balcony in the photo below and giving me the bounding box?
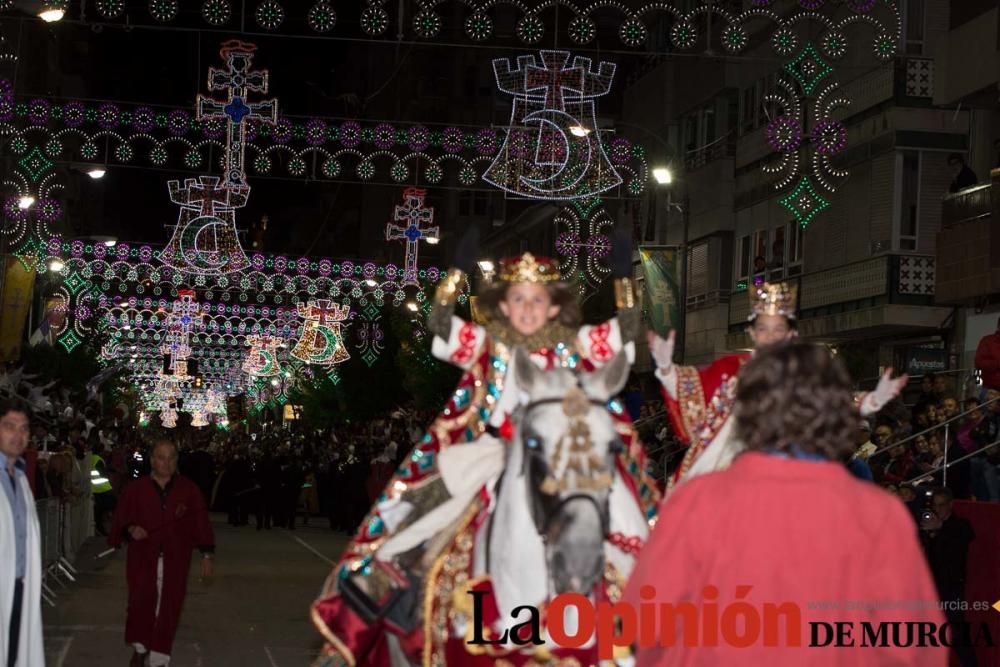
[935,174,998,304]
[726,253,948,348]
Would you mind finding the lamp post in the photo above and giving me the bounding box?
[653,167,689,361]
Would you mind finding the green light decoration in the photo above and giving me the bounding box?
[18,146,53,183]
[568,16,596,45]
[202,0,231,26]
[254,0,285,30]
[96,0,125,17]
[413,10,441,38]
[516,15,544,44]
[784,43,833,96]
[772,28,798,56]
[619,19,648,48]
[59,330,82,353]
[307,1,336,33]
[722,25,748,53]
[360,6,388,35]
[148,0,178,22]
[465,14,493,41]
[671,22,696,50]
[779,176,830,228]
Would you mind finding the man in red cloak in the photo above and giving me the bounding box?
[109,439,215,667]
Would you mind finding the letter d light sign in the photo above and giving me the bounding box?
[484,50,622,200]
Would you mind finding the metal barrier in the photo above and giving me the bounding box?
[34,497,84,607]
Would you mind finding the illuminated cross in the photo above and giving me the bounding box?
[385,188,439,287]
[160,289,202,362]
[524,52,585,111]
[196,40,278,188]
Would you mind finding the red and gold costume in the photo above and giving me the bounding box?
[311,255,660,666]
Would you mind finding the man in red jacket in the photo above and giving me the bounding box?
[974,317,1000,390]
[625,343,947,666]
[109,440,215,667]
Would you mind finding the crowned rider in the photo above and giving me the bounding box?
[649,282,908,491]
[311,228,661,666]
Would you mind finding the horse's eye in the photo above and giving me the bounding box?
[525,436,542,450]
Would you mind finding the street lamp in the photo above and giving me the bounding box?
[87,168,106,179]
[38,4,65,21]
[477,260,495,282]
[47,259,64,272]
[569,125,592,138]
[17,196,34,210]
[652,167,673,185]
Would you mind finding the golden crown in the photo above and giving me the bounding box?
[498,252,561,284]
[750,282,798,320]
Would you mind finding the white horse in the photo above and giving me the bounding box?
[483,348,645,642]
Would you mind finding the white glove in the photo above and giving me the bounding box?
[861,368,908,416]
[647,330,676,373]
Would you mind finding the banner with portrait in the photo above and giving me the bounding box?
[0,255,36,362]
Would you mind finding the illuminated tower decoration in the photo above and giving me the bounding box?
[160,40,277,274]
[159,288,202,369]
[291,299,351,366]
[384,187,439,287]
[243,334,283,377]
[190,409,209,428]
[161,406,178,429]
[484,50,621,200]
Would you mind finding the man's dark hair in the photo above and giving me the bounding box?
[0,398,30,421]
[735,342,856,460]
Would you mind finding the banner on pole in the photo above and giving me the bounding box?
[638,246,680,337]
[0,255,36,363]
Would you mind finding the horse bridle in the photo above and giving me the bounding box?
[517,395,620,541]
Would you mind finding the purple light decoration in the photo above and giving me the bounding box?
[251,253,266,270]
[272,118,293,144]
[385,264,398,280]
[318,259,332,276]
[508,129,532,159]
[373,123,396,150]
[305,118,327,146]
[475,128,498,156]
[362,262,377,279]
[442,127,464,154]
[609,137,632,166]
[93,243,107,259]
[0,95,14,123]
[339,121,362,148]
[766,116,802,153]
[2,197,24,220]
[139,246,154,261]
[63,101,87,128]
[47,238,61,255]
[27,98,50,125]
[339,260,355,278]
[70,240,85,257]
[426,267,440,282]
[0,79,10,96]
[798,0,825,9]
[166,110,190,137]
[245,118,259,142]
[76,304,91,321]
[201,116,226,140]
[588,234,611,258]
[36,198,62,222]
[750,0,773,5]
[96,103,121,130]
[407,125,430,151]
[296,257,310,274]
[556,232,580,256]
[132,106,155,132]
[811,119,847,155]
[846,0,876,12]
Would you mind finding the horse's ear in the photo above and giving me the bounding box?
[594,351,630,399]
[513,347,540,394]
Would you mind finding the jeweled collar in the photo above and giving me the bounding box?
[484,319,579,352]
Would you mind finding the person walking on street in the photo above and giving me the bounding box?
[0,400,45,667]
[109,439,215,667]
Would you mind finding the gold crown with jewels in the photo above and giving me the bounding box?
[750,282,798,320]
[498,252,561,284]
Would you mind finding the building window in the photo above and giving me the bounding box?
[741,85,756,135]
[904,0,925,55]
[897,150,920,251]
[688,241,709,299]
[736,234,750,283]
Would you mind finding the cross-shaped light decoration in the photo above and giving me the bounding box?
[385,187,439,287]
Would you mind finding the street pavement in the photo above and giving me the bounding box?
[42,515,349,667]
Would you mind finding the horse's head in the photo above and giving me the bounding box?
[512,348,630,596]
